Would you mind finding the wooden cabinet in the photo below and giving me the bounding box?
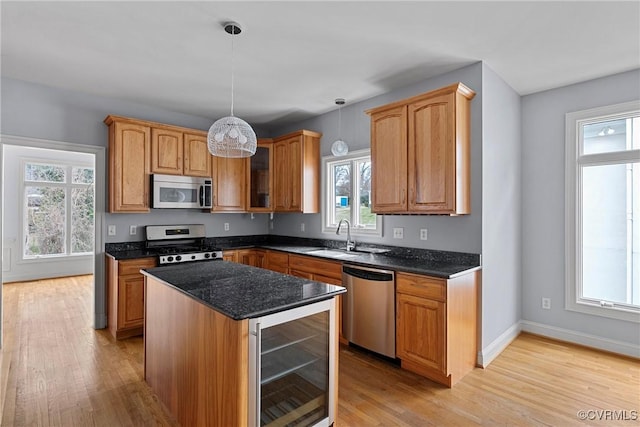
[183,132,212,177]
[367,83,475,215]
[225,249,266,268]
[238,249,266,268]
[151,127,184,175]
[273,130,321,213]
[212,156,247,212]
[288,254,345,344]
[396,270,479,387]
[265,250,289,274]
[151,128,211,177]
[247,139,274,212]
[105,116,151,213]
[106,256,157,339]
[223,250,238,262]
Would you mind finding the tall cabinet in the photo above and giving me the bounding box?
[367,83,475,215]
[273,130,321,213]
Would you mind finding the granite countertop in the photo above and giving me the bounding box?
[107,236,481,279]
[141,261,346,320]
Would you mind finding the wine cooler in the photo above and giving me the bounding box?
[249,298,336,427]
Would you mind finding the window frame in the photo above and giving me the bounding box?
[20,157,95,262]
[321,149,382,237]
[565,100,640,323]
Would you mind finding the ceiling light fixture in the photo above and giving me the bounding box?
[208,22,257,158]
[597,126,615,137]
[331,98,348,156]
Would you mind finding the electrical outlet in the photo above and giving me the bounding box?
[420,229,428,240]
[129,225,137,235]
[224,223,230,231]
[108,225,116,236]
[301,223,305,232]
[542,298,551,310]
[393,227,404,239]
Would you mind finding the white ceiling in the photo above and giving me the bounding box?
[2,1,639,129]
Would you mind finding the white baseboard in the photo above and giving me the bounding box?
[520,320,640,359]
[478,321,521,367]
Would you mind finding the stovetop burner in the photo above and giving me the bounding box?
[145,224,223,265]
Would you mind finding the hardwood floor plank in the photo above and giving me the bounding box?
[1,276,638,426]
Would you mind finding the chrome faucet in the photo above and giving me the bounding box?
[336,219,356,251]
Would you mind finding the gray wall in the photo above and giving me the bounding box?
[1,77,270,242]
[481,64,522,355]
[269,62,484,254]
[521,69,640,346]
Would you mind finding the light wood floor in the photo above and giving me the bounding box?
[1,275,638,426]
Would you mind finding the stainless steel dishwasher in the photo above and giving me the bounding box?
[342,264,396,358]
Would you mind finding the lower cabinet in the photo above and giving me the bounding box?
[224,249,266,268]
[288,254,346,344]
[396,270,479,387]
[265,250,289,274]
[223,250,238,262]
[106,256,157,339]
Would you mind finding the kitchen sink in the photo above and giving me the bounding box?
[305,249,361,259]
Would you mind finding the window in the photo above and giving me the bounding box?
[23,160,94,259]
[322,150,381,236]
[565,101,640,322]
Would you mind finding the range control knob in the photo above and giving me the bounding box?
[191,255,196,260]
[167,256,174,262]
[204,253,211,259]
[176,255,182,261]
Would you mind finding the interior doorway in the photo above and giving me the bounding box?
[0,135,106,349]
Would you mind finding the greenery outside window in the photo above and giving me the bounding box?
[23,160,94,259]
[565,101,640,322]
[322,150,381,236]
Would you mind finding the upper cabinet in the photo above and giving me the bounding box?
[183,133,212,177]
[247,139,274,212]
[367,83,475,215]
[105,116,151,213]
[211,156,246,212]
[151,127,183,175]
[273,130,321,213]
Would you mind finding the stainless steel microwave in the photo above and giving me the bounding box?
[151,174,212,209]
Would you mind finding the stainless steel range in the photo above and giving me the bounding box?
[145,224,222,265]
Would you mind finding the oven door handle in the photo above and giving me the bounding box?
[199,185,204,207]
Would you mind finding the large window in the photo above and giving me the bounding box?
[323,150,381,236]
[565,101,640,322]
[23,160,94,259]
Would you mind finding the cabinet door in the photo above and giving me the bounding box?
[288,137,302,211]
[118,275,145,329]
[370,105,408,213]
[397,293,446,375]
[223,250,238,262]
[109,121,151,212]
[184,133,212,177]
[273,139,290,211]
[248,141,273,211]
[212,157,247,212]
[408,92,455,212]
[290,269,313,279]
[151,128,184,175]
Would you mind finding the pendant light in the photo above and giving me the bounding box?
[331,98,349,156]
[208,22,257,158]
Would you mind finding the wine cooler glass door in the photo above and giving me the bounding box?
[249,299,335,427]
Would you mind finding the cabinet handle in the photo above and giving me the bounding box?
[401,191,405,204]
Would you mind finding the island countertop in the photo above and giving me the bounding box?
[141,260,346,320]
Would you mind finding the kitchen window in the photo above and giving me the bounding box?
[22,160,94,259]
[322,150,381,236]
[565,101,640,322]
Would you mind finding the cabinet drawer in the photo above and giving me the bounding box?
[396,272,446,302]
[118,257,157,275]
[289,254,342,279]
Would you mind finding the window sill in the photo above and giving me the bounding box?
[565,299,640,323]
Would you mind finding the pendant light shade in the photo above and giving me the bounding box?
[208,22,257,158]
[331,98,349,157]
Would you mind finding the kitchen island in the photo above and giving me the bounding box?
[141,260,345,427]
